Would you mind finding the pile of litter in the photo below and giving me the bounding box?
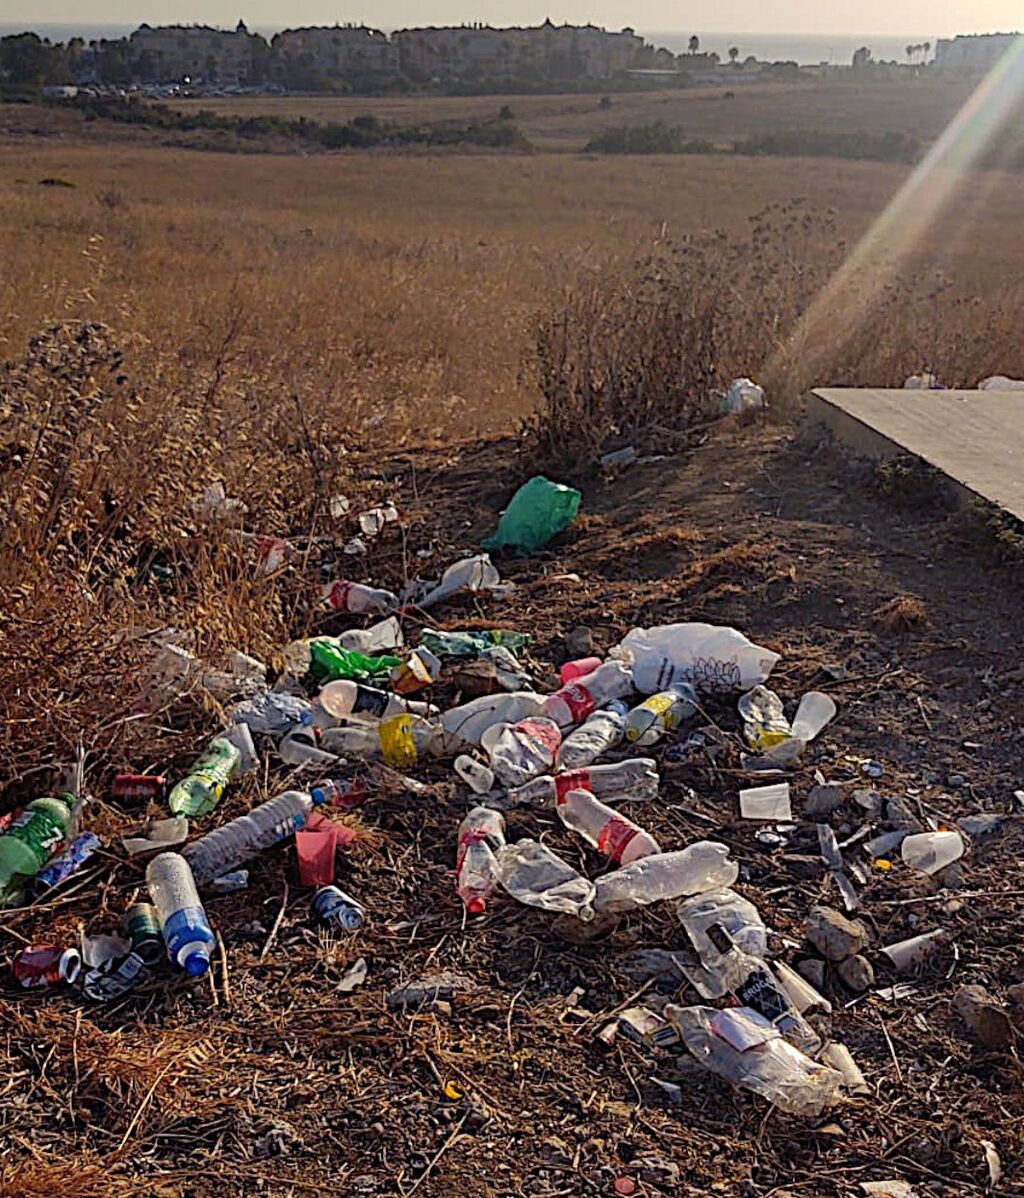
[2,468,1018,1176]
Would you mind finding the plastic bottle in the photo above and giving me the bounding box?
[665,1004,843,1117]
[0,793,75,901]
[321,715,440,766]
[439,691,547,751]
[624,683,698,747]
[310,777,364,809]
[454,755,496,795]
[504,758,659,810]
[559,657,603,684]
[456,807,507,915]
[317,679,435,721]
[338,616,404,655]
[495,839,595,920]
[555,701,627,770]
[278,727,342,769]
[322,579,399,614]
[230,691,314,736]
[182,790,316,885]
[145,853,215,976]
[312,885,365,931]
[484,716,561,788]
[593,842,738,914]
[168,738,240,818]
[557,788,660,865]
[677,888,767,970]
[543,660,634,728]
[698,924,820,1055]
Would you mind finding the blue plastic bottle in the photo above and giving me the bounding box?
[145,852,215,976]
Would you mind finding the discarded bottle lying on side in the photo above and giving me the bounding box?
[555,701,627,770]
[322,579,399,615]
[168,737,240,819]
[316,678,436,722]
[484,717,562,788]
[543,660,634,728]
[625,683,698,747]
[557,788,660,865]
[0,792,76,904]
[677,888,767,997]
[502,758,660,810]
[665,1004,843,1117]
[146,852,216,976]
[312,885,366,931]
[322,714,440,767]
[182,790,317,886]
[593,842,738,915]
[496,839,596,920]
[456,807,507,915]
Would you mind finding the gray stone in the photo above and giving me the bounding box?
[958,813,1008,841]
[937,862,966,890]
[837,954,875,992]
[806,905,869,962]
[783,853,826,880]
[953,984,1015,1050]
[386,971,476,1010]
[804,783,844,818]
[565,626,594,658]
[796,958,827,990]
[947,773,966,788]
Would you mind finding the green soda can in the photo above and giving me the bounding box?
[123,901,164,966]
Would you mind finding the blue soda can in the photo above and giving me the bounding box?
[312,885,365,931]
[34,832,101,891]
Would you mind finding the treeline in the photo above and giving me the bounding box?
[68,93,530,150]
[585,122,922,163]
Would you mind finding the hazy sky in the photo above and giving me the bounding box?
[7,0,1022,34]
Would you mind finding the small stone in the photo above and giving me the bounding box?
[565,626,594,658]
[953,984,1015,1050]
[958,813,1007,841]
[783,853,826,880]
[837,954,875,993]
[386,972,476,1010]
[947,773,966,788]
[797,958,827,990]
[936,862,965,890]
[1006,982,1024,1008]
[804,784,844,818]
[806,906,869,962]
[635,1155,681,1187]
[942,898,965,915]
[978,698,992,711]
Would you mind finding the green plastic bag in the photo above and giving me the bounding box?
[420,629,532,660]
[482,476,581,555]
[308,639,401,685]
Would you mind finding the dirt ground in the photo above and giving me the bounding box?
[2,414,1023,1197]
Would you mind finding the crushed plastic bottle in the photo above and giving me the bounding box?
[317,678,435,721]
[454,755,496,795]
[483,716,562,788]
[0,793,75,903]
[456,807,507,914]
[503,758,660,810]
[145,852,215,976]
[496,839,596,920]
[557,788,660,864]
[666,1004,843,1117]
[322,714,439,766]
[182,790,316,885]
[677,887,767,996]
[440,691,547,751]
[593,842,738,915]
[543,660,634,728]
[230,691,314,736]
[556,701,628,770]
[322,579,399,614]
[168,737,240,819]
[624,683,698,747]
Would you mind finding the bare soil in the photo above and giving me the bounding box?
[2,418,1024,1197]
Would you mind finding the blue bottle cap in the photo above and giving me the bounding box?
[183,950,210,977]
[299,710,315,726]
[310,787,326,805]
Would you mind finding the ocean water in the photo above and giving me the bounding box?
[3,22,938,66]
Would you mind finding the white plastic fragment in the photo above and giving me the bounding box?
[739,783,792,821]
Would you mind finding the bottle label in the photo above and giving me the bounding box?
[555,770,590,801]
[379,714,417,768]
[735,967,792,1026]
[556,684,595,723]
[597,816,640,863]
[325,580,354,611]
[5,810,66,864]
[456,827,488,872]
[163,907,214,956]
[517,718,561,759]
[353,686,390,718]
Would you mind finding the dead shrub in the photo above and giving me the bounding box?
[873,594,931,632]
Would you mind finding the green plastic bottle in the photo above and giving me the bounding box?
[0,793,75,903]
[307,639,401,685]
[168,737,240,819]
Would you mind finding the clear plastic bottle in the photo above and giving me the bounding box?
[182,790,316,885]
[439,691,547,751]
[624,684,698,747]
[454,755,496,795]
[495,839,595,920]
[168,738,240,818]
[556,701,627,770]
[317,679,435,721]
[677,888,767,987]
[665,1004,843,1117]
[543,660,634,728]
[557,788,660,864]
[700,924,821,1055]
[278,727,341,768]
[456,807,507,915]
[504,758,659,810]
[484,717,562,788]
[145,852,215,976]
[593,842,738,914]
[322,715,441,766]
[322,579,399,614]
[230,691,314,736]
[0,794,75,901]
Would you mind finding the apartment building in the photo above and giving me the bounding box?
[934,32,1021,74]
[271,25,396,83]
[129,21,264,84]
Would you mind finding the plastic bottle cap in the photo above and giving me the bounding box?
[183,951,210,977]
[299,710,314,725]
[466,896,486,915]
[310,788,326,805]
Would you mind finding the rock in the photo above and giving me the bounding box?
[936,862,965,890]
[635,1155,681,1187]
[958,813,1007,841]
[837,954,875,993]
[947,773,966,788]
[565,626,594,658]
[783,853,826,880]
[796,958,827,990]
[1006,982,1024,1008]
[953,984,1015,1050]
[806,906,869,962]
[451,660,500,698]
[386,971,476,1010]
[804,784,844,818]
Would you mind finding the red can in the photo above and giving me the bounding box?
[12,944,81,989]
[113,774,167,802]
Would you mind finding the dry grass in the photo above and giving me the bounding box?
[873,594,931,632]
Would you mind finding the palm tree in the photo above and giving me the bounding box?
[923,41,931,60]
[688,35,699,55]
[728,45,739,64]
[905,44,914,63]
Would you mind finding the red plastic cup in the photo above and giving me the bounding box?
[296,825,339,887]
[559,657,602,684]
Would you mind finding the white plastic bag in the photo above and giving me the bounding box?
[979,375,1024,391]
[619,623,779,695]
[413,554,509,609]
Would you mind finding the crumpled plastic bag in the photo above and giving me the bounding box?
[496,839,595,920]
[619,623,780,695]
[412,554,511,609]
[483,476,581,555]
